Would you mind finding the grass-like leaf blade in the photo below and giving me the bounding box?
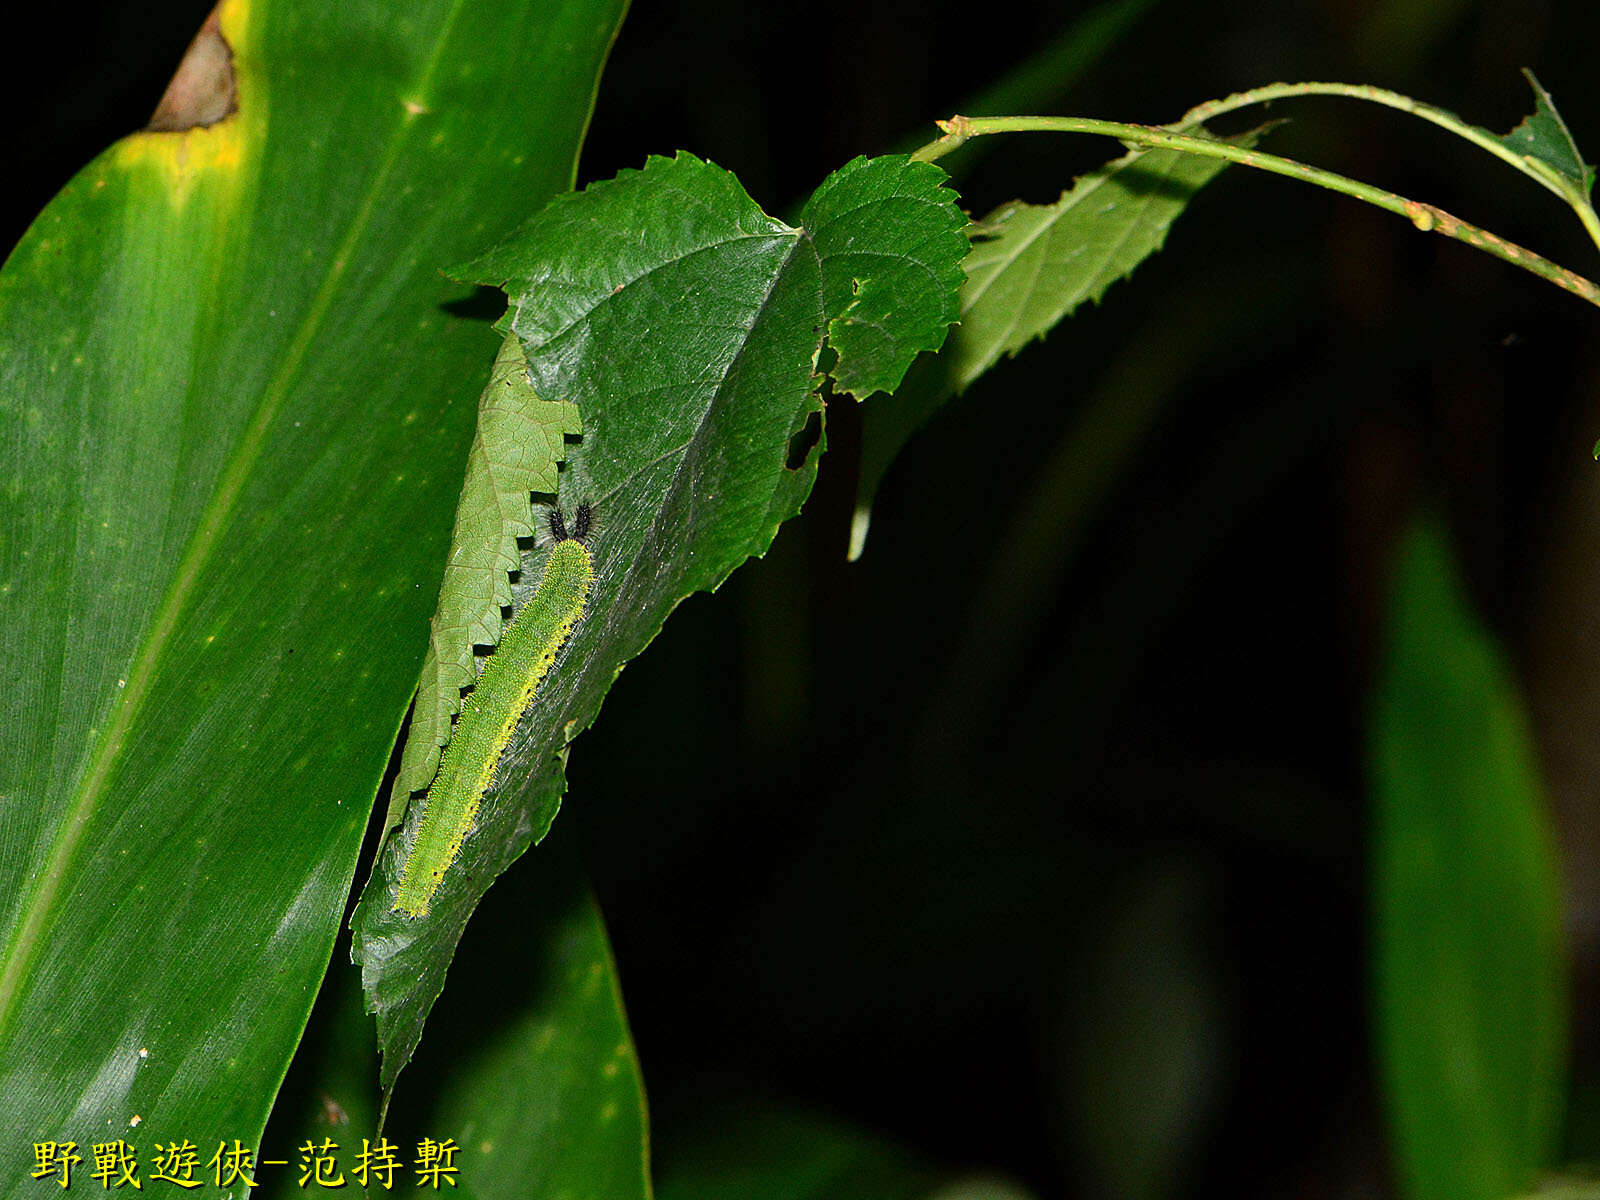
[1371,515,1567,1200]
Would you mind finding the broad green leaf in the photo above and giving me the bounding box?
[1371,515,1567,1200]
[383,331,583,834]
[656,1104,1034,1200]
[853,137,1250,556]
[1495,70,1595,199]
[0,0,626,1186]
[353,151,967,1086]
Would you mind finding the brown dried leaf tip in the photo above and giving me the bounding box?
[147,7,237,132]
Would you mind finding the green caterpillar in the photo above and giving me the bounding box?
[394,505,595,917]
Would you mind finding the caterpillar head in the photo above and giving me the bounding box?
[548,503,595,545]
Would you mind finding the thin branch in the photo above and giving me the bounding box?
[912,114,1600,310]
[1170,80,1600,260]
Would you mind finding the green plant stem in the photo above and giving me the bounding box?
[912,114,1600,310]
[1170,80,1600,258]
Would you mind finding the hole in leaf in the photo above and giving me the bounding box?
[786,408,823,470]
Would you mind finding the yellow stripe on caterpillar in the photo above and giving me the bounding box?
[394,507,594,917]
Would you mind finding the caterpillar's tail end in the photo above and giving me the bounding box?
[392,893,430,919]
[393,866,436,918]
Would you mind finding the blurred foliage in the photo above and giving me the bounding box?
[1372,515,1567,1200]
[654,1102,1038,1200]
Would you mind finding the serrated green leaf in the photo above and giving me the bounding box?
[1496,70,1594,198]
[954,139,1250,380]
[853,137,1250,556]
[352,151,967,1088]
[1371,514,1567,1200]
[0,0,626,1186]
[802,155,969,397]
[383,331,582,834]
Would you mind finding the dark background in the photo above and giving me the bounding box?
[11,2,1600,1196]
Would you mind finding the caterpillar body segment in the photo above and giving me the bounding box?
[394,526,593,917]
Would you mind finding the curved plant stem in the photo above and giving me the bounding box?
[1178,84,1537,184]
[912,114,1600,310]
[1170,80,1600,259]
